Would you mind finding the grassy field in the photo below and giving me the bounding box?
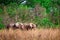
[0,28,60,40]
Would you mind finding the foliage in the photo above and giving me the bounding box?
[0,8,3,14]
[0,0,60,29]
[0,17,5,29]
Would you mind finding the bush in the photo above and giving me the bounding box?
[0,8,3,14]
[0,17,5,29]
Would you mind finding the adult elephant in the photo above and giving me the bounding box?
[23,23,37,30]
[14,22,24,30]
[29,23,37,29]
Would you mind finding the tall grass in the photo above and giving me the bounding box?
[0,28,60,40]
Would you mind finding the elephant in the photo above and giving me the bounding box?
[6,22,37,30]
[29,23,36,29]
[6,23,15,29]
[23,23,31,30]
[13,22,24,30]
[23,23,37,30]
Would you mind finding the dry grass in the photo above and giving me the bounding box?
[0,28,60,40]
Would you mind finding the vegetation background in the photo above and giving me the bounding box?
[0,0,60,29]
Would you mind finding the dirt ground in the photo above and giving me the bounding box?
[0,28,60,40]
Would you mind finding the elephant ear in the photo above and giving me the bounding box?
[15,23,19,27]
[20,23,23,26]
[33,24,36,28]
[29,23,34,27]
[30,23,36,28]
[9,23,14,27]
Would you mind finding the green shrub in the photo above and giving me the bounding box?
[0,8,3,14]
[0,17,5,29]
[0,23,5,29]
